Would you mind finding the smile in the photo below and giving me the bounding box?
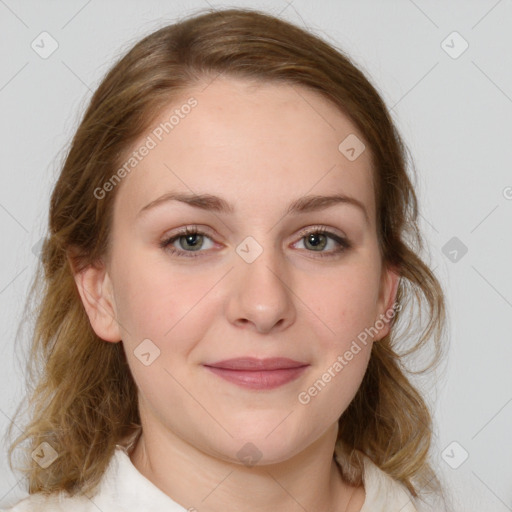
[203,363,309,390]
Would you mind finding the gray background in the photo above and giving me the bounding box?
[1,1,511,510]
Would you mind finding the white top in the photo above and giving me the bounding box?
[2,445,421,511]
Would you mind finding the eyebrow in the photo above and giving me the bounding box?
[137,192,369,223]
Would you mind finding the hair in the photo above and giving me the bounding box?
[6,6,449,507]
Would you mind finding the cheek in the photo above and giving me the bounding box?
[297,271,376,421]
[300,262,381,348]
[112,258,219,405]
[112,252,219,348]
[299,263,381,414]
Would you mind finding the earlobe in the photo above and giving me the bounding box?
[71,260,122,343]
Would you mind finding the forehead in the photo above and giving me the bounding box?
[114,76,375,224]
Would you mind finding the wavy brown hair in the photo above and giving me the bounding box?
[5,6,449,506]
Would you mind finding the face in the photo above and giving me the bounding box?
[77,75,399,465]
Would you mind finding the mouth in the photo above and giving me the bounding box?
[203,357,310,390]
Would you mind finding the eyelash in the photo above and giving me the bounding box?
[159,225,351,259]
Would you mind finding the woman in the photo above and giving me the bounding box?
[4,7,449,511]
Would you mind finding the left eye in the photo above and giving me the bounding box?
[291,228,351,258]
[160,227,350,258]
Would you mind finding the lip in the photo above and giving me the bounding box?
[203,357,309,390]
[205,357,308,370]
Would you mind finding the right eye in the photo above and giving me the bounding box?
[160,226,216,258]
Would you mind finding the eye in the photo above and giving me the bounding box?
[159,225,351,259]
[292,226,351,258]
[159,226,215,258]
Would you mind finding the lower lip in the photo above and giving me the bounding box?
[204,365,309,390]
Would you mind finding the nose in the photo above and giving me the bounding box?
[225,246,296,334]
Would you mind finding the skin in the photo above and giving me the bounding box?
[73,75,400,512]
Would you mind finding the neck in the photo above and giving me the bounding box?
[129,419,363,512]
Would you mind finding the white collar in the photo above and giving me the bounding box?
[91,444,418,512]
[9,444,418,511]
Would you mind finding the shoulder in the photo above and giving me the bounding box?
[0,491,92,512]
[1,446,185,512]
[359,455,419,512]
[0,451,118,512]
[334,447,421,512]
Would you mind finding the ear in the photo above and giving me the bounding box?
[69,256,122,343]
[375,264,401,341]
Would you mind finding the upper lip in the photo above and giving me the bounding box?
[204,357,309,371]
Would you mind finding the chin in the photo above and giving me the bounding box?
[212,430,310,467]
